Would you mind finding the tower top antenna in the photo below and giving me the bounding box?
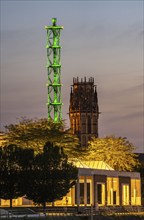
[52,18,57,26]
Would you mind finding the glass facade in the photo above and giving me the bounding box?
[131,179,141,205]
[74,176,92,206]
[122,184,129,205]
[96,183,105,205]
[1,198,23,206]
[107,177,119,205]
[0,175,141,207]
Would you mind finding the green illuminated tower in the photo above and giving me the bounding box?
[45,18,63,122]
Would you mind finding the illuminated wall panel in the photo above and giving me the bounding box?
[107,177,119,206]
[1,198,22,207]
[122,184,129,205]
[131,179,141,205]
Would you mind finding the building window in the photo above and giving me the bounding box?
[97,184,102,204]
[113,191,117,205]
[87,183,90,204]
[74,177,92,206]
[131,179,141,205]
[81,124,86,133]
[107,178,119,205]
[80,183,84,204]
[87,116,91,133]
[122,184,129,205]
[76,118,79,132]
[96,183,105,205]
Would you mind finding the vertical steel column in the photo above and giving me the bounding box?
[45,18,63,122]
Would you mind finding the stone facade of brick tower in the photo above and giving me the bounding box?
[69,77,99,148]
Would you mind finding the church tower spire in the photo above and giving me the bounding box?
[69,77,99,148]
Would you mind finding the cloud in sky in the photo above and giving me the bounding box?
[1,1,143,152]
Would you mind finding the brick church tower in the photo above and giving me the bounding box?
[69,77,99,148]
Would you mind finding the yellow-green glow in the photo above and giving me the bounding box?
[45,18,63,122]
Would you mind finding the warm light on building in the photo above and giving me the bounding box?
[0,160,141,207]
[69,77,99,148]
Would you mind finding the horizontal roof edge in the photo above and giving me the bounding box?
[78,168,140,179]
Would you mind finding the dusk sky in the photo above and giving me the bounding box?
[1,1,143,152]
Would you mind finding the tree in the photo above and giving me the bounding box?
[84,136,139,171]
[26,142,78,211]
[3,118,79,156]
[0,144,34,208]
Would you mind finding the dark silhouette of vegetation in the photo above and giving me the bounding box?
[0,144,34,208]
[0,142,78,210]
[26,142,78,212]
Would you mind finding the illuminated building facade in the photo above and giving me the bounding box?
[69,77,99,147]
[0,161,141,207]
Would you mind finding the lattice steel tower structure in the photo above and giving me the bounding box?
[45,18,63,122]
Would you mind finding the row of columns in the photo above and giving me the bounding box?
[76,176,94,206]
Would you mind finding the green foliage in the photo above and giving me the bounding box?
[84,136,139,171]
[0,144,34,207]
[4,118,79,155]
[26,142,78,208]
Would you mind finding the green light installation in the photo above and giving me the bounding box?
[45,18,63,122]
